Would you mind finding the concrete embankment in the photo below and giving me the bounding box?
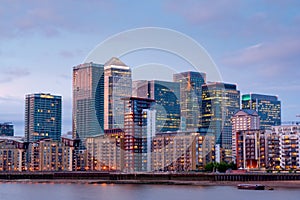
[1,172,300,186]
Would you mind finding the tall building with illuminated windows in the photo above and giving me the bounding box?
[133,80,180,132]
[72,62,104,144]
[123,97,155,172]
[173,71,206,131]
[200,82,240,161]
[104,57,132,130]
[242,93,281,130]
[25,93,62,142]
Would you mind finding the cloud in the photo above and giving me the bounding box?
[0,95,23,103]
[165,0,240,24]
[0,67,30,83]
[0,0,115,38]
[59,50,84,59]
[165,0,300,39]
[222,37,300,77]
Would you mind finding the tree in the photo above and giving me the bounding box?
[204,162,216,172]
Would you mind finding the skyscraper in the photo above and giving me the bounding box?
[173,71,206,131]
[133,80,181,132]
[200,82,240,161]
[242,93,281,130]
[25,93,62,142]
[104,57,132,130]
[123,97,155,172]
[72,62,104,143]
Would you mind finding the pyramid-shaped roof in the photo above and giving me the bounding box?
[104,57,127,67]
[234,109,258,116]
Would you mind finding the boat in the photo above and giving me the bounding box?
[237,184,265,190]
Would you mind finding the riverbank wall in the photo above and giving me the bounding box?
[1,172,300,182]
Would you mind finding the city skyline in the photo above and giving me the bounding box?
[0,1,299,135]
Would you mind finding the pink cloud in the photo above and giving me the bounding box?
[223,38,300,67]
[165,0,241,24]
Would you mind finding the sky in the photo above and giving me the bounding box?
[0,0,300,135]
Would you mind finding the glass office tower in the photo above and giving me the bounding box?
[200,82,240,160]
[25,93,62,142]
[173,71,206,131]
[72,62,104,143]
[242,93,281,130]
[133,80,181,132]
[104,57,132,130]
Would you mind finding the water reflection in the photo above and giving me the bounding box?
[0,183,299,200]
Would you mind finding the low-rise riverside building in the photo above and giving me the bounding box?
[85,133,124,171]
[151,132,198,172]
[268,125,300,170]
[0,137,27,171]
[197,134,215,170]
[235,130,267,169]
[28,138,72,171]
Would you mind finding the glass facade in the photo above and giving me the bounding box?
[25,93,62,142]
[242,93,281,130]
[200,82,240,155]
[0,122,14,136]
[104,57,132,130]
[133,80,181,132]
[173,71,206,131]
[72,62,104,145]
[123,97,155,172]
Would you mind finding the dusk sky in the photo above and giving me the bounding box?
[0,0,299,135]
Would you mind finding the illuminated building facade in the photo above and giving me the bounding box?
[61,135,82,171]
[0,137,27,171]
[231,109,260,162]
[196,134,215,170]
[235,130,266,169]
[242,93,281,130]
[133,80,180,132]
[0,122,14,136]
[104,57,132,130]
[73,63,104,145]
[200,82,240,161]
[86,133,124,171]
[268,125,300,170]
[25,93,62,142]
[28,138,71,171]
[173,71,206,131]
[266,131,280,170]
[151,132,197,172]
[123,97,155,172]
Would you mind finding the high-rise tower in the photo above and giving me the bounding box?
[25,93,62,142]
[242,93,281,130]
[104,57,132,130]
[173,71,206,131]
[200,82,240,161]
[72,62,104,143]
[133,80,181,132]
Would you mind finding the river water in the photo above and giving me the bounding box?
[0,183,299,200]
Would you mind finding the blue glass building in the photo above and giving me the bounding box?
[25,93,62,142]
[242,93,281,130]
[0,122,14,136]
[173,71,206,131]
[133,80,181,132]
[200,82,240,161]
